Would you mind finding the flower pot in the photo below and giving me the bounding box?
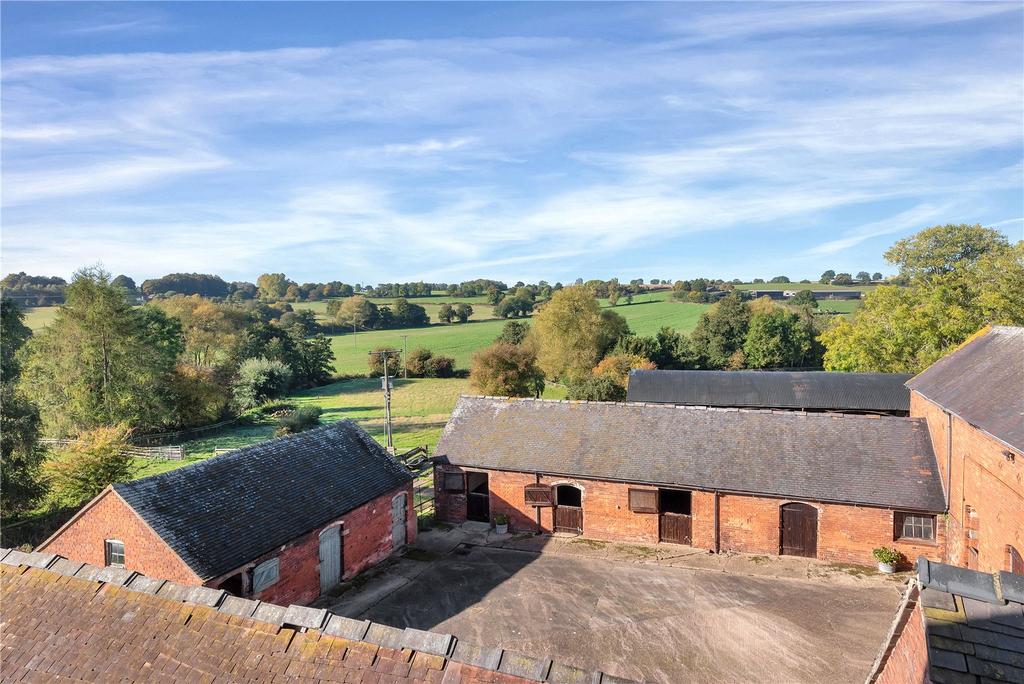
[877,562,895,574]
[495,523,509,535]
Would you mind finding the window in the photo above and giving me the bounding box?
[1008,546,1023,575]
[659,489,692,515]
[104,540,125,567]
[628,489,658,514]
[524,484,553,506]
[252,558,280,593]
[894,513,936,541]
[443,473,465,492]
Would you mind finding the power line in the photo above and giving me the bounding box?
[367,348,401,453]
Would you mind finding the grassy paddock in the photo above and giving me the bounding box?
[21,306,59,331]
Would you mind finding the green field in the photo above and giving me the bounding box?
[733,282,876,292]
[135,376,568,479]
[22,306,58,331]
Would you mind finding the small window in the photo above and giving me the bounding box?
[104,540,125,567]
[895,512,936,541]
[252,558,280,593]
[443,473,465,492]
[524,484,553,506]
[628,489,658,514]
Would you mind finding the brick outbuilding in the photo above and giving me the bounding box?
[38,421,415,606]
[435,396,947,568]
[906,326,1024,575]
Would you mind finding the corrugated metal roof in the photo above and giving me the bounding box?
[625,370,912,412]
[907,326,1024,452]
[115,421,411,579]
[437,396,945,511]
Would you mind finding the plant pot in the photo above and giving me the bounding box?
[877,562,895,574]
[495,523,509,535]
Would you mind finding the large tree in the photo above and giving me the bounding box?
[822,231,1023,372]
[743,309,815,369]
[689,294,751,369]
[530,286,609,380]
[19,268,183,436]
[152,295,249,366]
[1,296,46,516]
[884,223,1010,279]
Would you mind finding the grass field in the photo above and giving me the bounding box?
[22,306,58,331]
[135,376,568,479]
[733,282,876,291]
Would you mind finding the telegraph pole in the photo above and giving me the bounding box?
[368,349,401,453]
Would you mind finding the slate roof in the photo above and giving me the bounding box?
[112,421,412,580]
[913,558,1024,684]
[437,396,946,511]
[907,326,1024,452]
[0,550,634,684]
[626,369,912,413]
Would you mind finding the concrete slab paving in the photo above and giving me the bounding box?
[320,542,903,683]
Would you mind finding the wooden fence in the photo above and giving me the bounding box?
[40,439,185,461]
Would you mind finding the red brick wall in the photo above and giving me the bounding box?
[38,489,201,585]
[912,392,1024,572]
[210,484,416,607]
[875,597,928,684]
[436,467,944,566]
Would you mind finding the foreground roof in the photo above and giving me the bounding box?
[113,421,411,579]
[0,549,632,683]
[910,558,1023,683]
[907,326,1024,452]
[437,396,945,511]
[626,369,912,412]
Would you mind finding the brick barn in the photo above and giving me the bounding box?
[906,326,1023,574]
[434,396,946,567]
[38,421,415,606]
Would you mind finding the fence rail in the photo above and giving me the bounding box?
[40,439,184,461]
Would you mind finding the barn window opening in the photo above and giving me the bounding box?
[660,489,692,515]
[894,512,936,541]
[1008,545,1023,575]
[443,473,465,492]
[628,488,658,513]
[555,485,581,507]
[467,472,488,495]
[252,557,280,593]
[104,539,125,567]
[220,573,244,597]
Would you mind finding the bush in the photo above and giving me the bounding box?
[44,426,135,504]
[232,357,293,410]
[565,375,626,402]
[274,406,322,437]
[470,342,545,397]
[406,348,434,377]
[426,355,455,378]
[495,320,530,345]
[367,346,402,377]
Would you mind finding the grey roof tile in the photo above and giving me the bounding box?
[283,604,327,630]
[22,552,58,569]
[930,647,968,672]
[218,595,260,618]
[1002,572,1024,605]
[907,326,1024,452]
[626,369,912,412]
[966,654,1024,682]
[451,641,503,670]
[438,396,945,510]
[113,421,412,579]
[920,558,1000,603]
[125,575,166,595]
[91,566,135,586]
[323,615,370,640]
[1,550,33,567]
[923,588,958,611]
[48,558,85,577]
[251,602,287,625]
[400,628,454,656]
[930,665,978,684]
[499,650,552,681]
[364,622,405,649]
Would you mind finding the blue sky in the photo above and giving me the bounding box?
[2,2,1022,285]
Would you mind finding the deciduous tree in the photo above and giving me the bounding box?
[470,342,545,397]
[44,425,136,504]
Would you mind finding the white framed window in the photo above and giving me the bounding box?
[252,557,280,593]
[104,539,125,567]
[895,512,936,542]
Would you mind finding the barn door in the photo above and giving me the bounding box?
[392,493,407,550]
[319,526,342,594]
[553,485,583,534]
[780,503,817,558]
[466,472,490,522]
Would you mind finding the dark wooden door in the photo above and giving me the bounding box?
[780,503,817,558]
[1010,546,1023,575]
[660,513,692,545]
[553,506,583,533]
[467,492,489,522]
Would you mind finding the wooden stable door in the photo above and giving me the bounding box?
[553,485,583,533]
[780,503,818,558]
[660,513,692,545]
[319,526,342,594]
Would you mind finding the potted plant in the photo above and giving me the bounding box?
[494,514,509,535]
[873,547,901,574]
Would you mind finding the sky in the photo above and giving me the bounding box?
[2,1,1022,285]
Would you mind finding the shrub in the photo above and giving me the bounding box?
[233,357,293,410]
[44,425,135,504]
[406,348,434,377]
[495,320,530,345]
[565,375,626,402]
[367,346,402,377]
[274,406,322,437]
[592,353,656,386]
[426,355,455,378]
[470,342,545,397]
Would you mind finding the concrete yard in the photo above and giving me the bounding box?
[320,539,904,683]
